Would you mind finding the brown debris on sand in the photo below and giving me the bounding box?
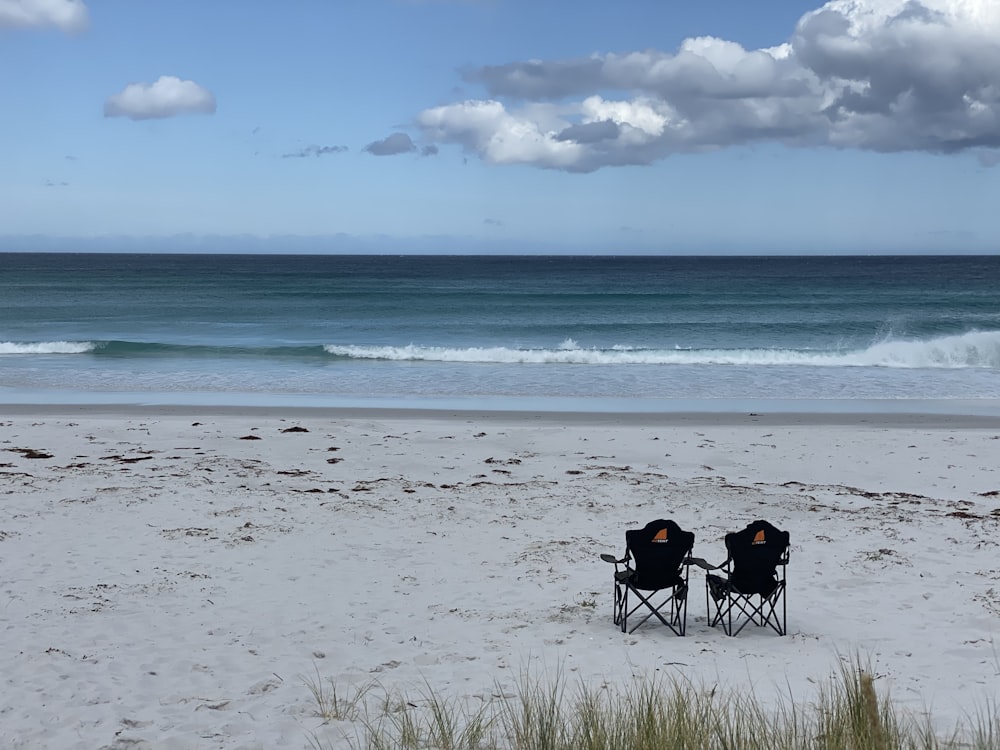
[8,447,53,459]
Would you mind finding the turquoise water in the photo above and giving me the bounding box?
[2,253,999,411]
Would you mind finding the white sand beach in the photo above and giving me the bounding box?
[2,407,999,748]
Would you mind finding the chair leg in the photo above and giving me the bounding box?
[612,581,624,628]
[725,590,787,636]
[622,585,687,636]
[705,571,788,636]
[706,577,727,632]
[621,586,628,632]
[782,580,787,635]
[704,578,709,628]
[760,584,786,636]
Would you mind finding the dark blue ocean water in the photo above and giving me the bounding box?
[2,253,999,411]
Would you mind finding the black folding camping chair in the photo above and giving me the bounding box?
[700,519,790,636]
[600,519,695,635]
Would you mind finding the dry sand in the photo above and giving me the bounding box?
[2,407,999,748]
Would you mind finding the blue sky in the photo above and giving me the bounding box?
[1,0,998,254]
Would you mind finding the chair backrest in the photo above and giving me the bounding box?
[625,519,694,590]
[725,520,789,596]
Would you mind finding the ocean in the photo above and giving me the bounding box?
[2,253,999,413]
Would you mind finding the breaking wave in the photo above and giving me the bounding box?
[0,341,96,354]
[324,330,1000,369]
[4,330,998,369]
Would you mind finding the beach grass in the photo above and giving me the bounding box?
[304,666,377,723]
[306,658,999,750]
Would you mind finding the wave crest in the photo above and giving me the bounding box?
[0,341,95,355]
[324,330,1000,369]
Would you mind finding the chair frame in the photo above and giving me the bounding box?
[601,520,695,636]
[703,523,789,637]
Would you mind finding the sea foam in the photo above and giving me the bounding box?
[0,341,95,355]
[323,330,1000,369]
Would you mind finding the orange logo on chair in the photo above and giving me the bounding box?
[752,529,766,545]
[653,528,668,543]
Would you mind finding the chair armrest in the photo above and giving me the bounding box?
[686,556,727,571]
[600,553,626,564]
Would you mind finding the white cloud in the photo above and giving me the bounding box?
[104,76,217,121]
[418,0,1000,171]
[0,0,87,32]
[580,96,670,139]
[417,100,584,169]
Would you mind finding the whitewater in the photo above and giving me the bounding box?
[322,330,1000,368]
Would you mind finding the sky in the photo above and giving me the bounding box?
[1,0,999,254]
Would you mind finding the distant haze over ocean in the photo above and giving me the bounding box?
[2,235,996,256]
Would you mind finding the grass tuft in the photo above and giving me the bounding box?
[303,665,377,723]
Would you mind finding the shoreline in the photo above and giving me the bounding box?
[4,400,1000,428]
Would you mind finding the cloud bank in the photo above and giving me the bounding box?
[0,0,87,32]
[415,0,1000,171]
[104,76,217,121]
